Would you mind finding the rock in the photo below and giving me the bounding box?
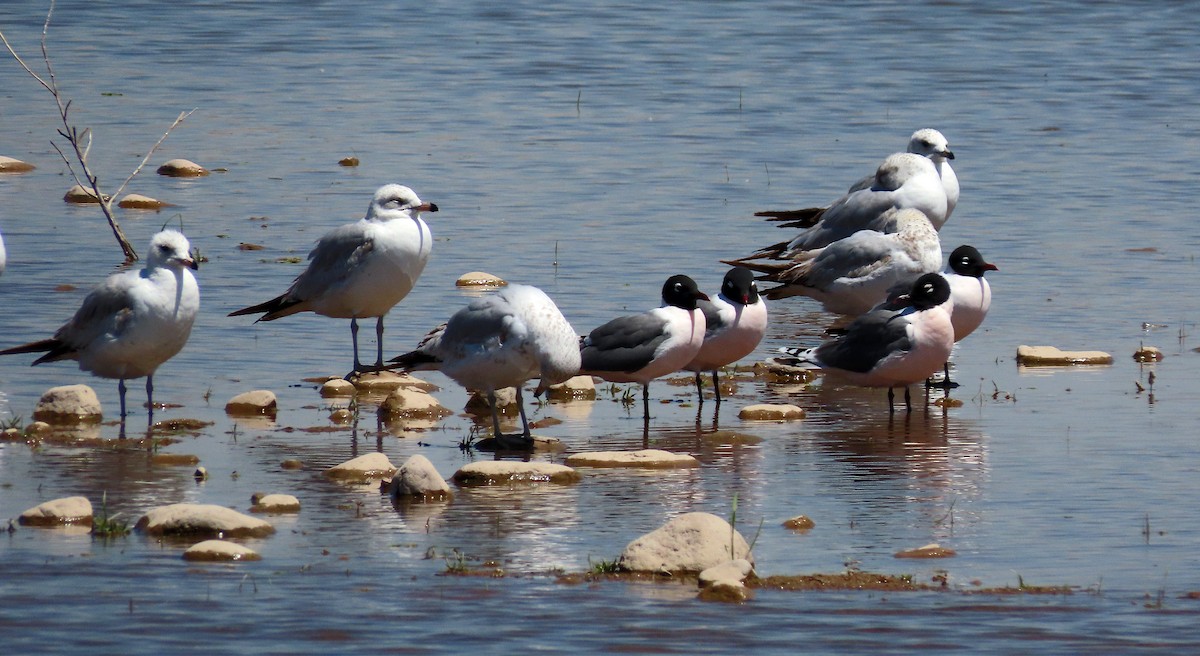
[63,184,108,204]
[320,379,357,397]
[325,452,397,483]
[782,515,815,531]
[699,558,754,588]
[894,543,957,559]
[697,580,751,603]
[1016,345,1114,366]
[24,421,52,435]
[544,375,597,401]
[452,461,581,486]
[182,540,262,562]
[0,156,36,173]
[351,370,439,393]
[455,271,507,287]
[565,449,699,468]
[388,454,452,499]
[329,408,353,423]
[618,512,754,574]
[738,404,805,421]
[249,493,301,514]
[225,390,277,415]
[135,503,275,538]
[156,158,209,177]
[33,384,103,423]
[117,193,172,210]
[150,453,200,466]
[465,387,518,415]
[280,459,304,470]
[1134,345,1164,362]
[338,156,360,167]
[378,387,452,419]
[18,496,93,527]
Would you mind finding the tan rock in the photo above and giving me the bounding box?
[452,461,581,486]
[894,543,957,559]
[280,459,304,470]
[699,558,754,588]
[249,493,301,514]
[19,496,93,527]
[0,156,36,173]
[738,403,805,421]
[182,539,261,562]
[117,193,172,210]
[455,271,507,287]
[320,379,357,397]
[1133,345,1164,362]
[782,515,815,531]
[33,384,103,423]
[329,408,353,423]
[350,370,439,392]
[618,512,754,574]
[338,156,360,167]
[225,390,277,415]
[388,454,452,499]
[378,387,452,419]
[1016,345,1114,366]
[325,452,397,482]
[63,184,108,204]
[24,421,52,435]
[465,387,518,415]
[135,503,275,538]
[156,158,209,177]
[544,375,597,401]
[565,449,699,468]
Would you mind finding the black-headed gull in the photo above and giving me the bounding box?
[774,272,953,412]
[925,244,997,387]
[0,230,200,425]
[580,275,708,424]
[755,128,958,228]
[745,207,942,316]
[389,284,580,451]
[684,267,768,405]
[230,184,437,374]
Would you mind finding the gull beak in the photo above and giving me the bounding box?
[182,252,199,270]
[942,149,955,160]
[416,202,439,213]
[983,262,998,272]
[696,292,710,301]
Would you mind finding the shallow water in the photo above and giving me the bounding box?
[2,0,1200,652]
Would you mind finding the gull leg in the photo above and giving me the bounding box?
[350,318,362,371]
[643,383,651,425]
[904,386,913,412]
[515,387,531,438]
[694,371,704,406]
[375,316,385,369]
[146,375,155,426]
[887,386,895,414]
[712,370,722,405]
[119,379,128,419]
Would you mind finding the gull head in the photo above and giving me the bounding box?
[369,183,439,220]
[908,128,954,161]
[661,274,708,311]
[148,230,198,270]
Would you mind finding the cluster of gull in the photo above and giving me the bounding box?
[0,128,993,449]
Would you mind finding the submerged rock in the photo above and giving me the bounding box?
[388,454,452,499]
[118,193,172,210]
[378,388,452,419]
[225,390,277,415]
[618,512,754,574]
[136,503,275,538]
[565,449,699,468]
[452,461,581,486]
[894,543,957,559]
[782,515,815,531]
[320,379,356,397]
[338,156,360,167]
[156,158,209,177]
[544,375,597,401]
[63,184,108,204]
[1133,345,1164,362]
[249,493,301,514]
[698,558,755,601]
[325,452,397,483]
[0,155,36,173]
[33,384,102,423]
[465,387,517,414]
[182,539,261,562]
[350,370,439,393]
[1016,345,1113,366]
[19,496,93,527]
[738,404,805,421]
[455,271,507,287]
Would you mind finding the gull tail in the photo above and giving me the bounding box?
[0,338,73,365]
[228,294,304,321]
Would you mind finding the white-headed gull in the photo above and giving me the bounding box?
[747,207,942,316]
[0,225,6,276]
[389,284,580,451]
[684,267,768,405]
[755,128,958,228]
[0,230,200,426]
[774,272,954,412]
[580,275,708,423]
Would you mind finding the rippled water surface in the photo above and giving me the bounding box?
[3,1,1200,653]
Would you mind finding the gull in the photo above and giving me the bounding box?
[684,267,768,405]
[755,128,958,228]
[229,183,437,375]
[389,284,580,451]
[0,225,6,276]
[580,275,708,424]
[728,152,947,270]
[773,272,954,412]
[744,208,942,316]
[0,230,200,426]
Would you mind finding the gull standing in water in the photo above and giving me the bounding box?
[230,184,437,375]
[926,244,997,387]
[773,272,953,412]
[0,225,7,276]
[755,128,958,228]
[580,275,708,425]
[0,230,200,429]
[389,284,580,451]
[684,267,768,406]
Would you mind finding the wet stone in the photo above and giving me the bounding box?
[33,384,102,423]
[894,543,957,559]
[0,155,36,173]
[1016,345,1114,366]
[699,559,754,589]
[19,496,93,527]
[1134,345,1164,362]
[455,271,507,287]
[351,370,439,393]
[782,515,816,531]
[325,452,397,483]
[565,449,699,469]
[338,156,360,167]
[225,390,277,415]
[183,540,261,562]
[320,379,356,397]
[379,387,452,419]
[465,387,518,414]
[136,503,275,538]
[280,459,303,470]
[24,421,52,435]
[156,158,209,177]
[738,403,805,421]
[63,184,108,204]
[452,461,581,487]
[388,454,452,499]
[619,512,754,574]
[118,193,171,210]
[249,493,301,514]
[545,375,597,401]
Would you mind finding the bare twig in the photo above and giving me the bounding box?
[1,1,196,264]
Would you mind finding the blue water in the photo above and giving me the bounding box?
[3,0,1200,652]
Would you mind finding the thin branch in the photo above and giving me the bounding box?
[109,109,196,203]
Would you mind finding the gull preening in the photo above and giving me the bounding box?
[684,267,768,405]
[0,230,200,427]
[773,272,954,412]
[755,128,958,229]
[580,275,708,424]
[389,284,580,451]
[229,183,437,374]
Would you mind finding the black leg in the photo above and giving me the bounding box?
[350,318,361,371]
[146,375,155,426]
[118,378,128,419]
[712,370,722,405]
[375,316,385,369]
[694,371,704,406]
[904,386,912,412]
[643,383,651,424]
[887,386,895,414]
